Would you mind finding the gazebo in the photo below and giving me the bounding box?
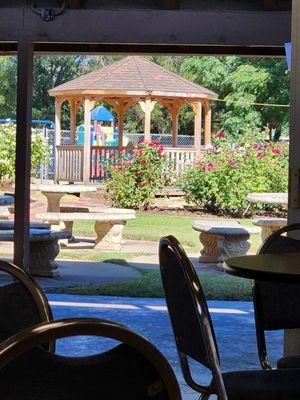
[49,56,218,183]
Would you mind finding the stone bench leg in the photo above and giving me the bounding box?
[260,225,285,242]
[59,221,74,247]
[199,232,251,267]
[217,234,251,263]
[199,232,221,263]
[28,239,60,278]
[94,221,126,251]
[0,206,10,220]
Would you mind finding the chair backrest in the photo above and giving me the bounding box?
[0,318,182,400]
[159,236,227,399]
[0,260,52,344]
[254,223,300,369]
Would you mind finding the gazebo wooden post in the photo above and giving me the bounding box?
[69,97,77,144]
[116,105,125,150]
[204,100,212,146]
[144,98,152,143]
[54,97,62,146]
[192,101,202,155]
[171,111,179,147]
[83,98,92,184]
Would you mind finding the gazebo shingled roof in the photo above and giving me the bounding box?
[49,56,218,99]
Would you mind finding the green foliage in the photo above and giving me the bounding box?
[105,141,172,209]
[180,132,288,216]
[0,124,50,182]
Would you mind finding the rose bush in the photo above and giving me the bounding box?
[105,141,172,209]
[0,123,50,183]
[180,131,288,216]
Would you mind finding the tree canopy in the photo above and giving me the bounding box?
[0,54,290,140]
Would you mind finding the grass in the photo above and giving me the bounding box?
[72,213,261,252]
[58,251,149,266]
[46,269,252,301]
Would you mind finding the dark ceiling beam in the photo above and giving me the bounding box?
[0,8,291,48]
[66,0,83,9]
[163,0,180,10]
[264,0,278,11]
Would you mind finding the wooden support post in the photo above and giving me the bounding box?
[286,0,300,356]
[69,98,77,144]
[55,97,62,146]
[117,111,124,149]
[83,98,91,184]
[140,99,156,143]
[14,40,34,271]
[171,111,179,147]
[204,101,212,146]
[192,102,202,154]
[144,98,152,143]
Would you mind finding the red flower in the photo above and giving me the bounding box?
[134,171,140,176]
[257,151,266,158]
[116,165,122,171]
[217,131,224,139]
[157,146,164,153]
[272,148,282,154]
[138,182,145,187]
[140,137,145,142]
[207,162,214,171]
[141,159,147,165]
[125,161,131,167]
[253,143,260,150]
[227,159,240,168]
[109,152,115,158]
[136,149,143,157]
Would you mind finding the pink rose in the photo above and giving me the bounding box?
[253,143,260,150]
[141,159,147,165]
[272,148,282,154]
[207,162,214,171]
[109,152,115,159]
[157,146,164,153]
[257,151,266,158]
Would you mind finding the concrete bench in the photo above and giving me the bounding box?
[36,211,136,250]
[253,217,287,241]
[192,220,260,267]
[0,195,14,220]
[0,227,71,278]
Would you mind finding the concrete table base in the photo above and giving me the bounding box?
[94,221,126,251]
[29,238,60,278]
[193,220,260,268]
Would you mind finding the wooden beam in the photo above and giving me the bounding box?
[163,0,180,10]
[66,0,83,9]
[286,0,300,357]
[14,40,33,270]
[263,0,277,11]
[0,8,291,48]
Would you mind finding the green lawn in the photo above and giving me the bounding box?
[72,213,261,252]
[46,269,252,301]
[58,251,148,265]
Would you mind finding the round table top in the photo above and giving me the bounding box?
[192,220,260,236]
[253,217,287,227]
[31,184,97,194]
[224,253,300,284]
[0,195,14,206]
[247,192,288,205]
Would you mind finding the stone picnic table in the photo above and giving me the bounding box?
[247,193,288,241]
[31,184,97,212]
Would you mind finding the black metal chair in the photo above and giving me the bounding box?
[159,235,300,400]
[254,223,300,370]
[0,317,182,400]
[0,260,53,348]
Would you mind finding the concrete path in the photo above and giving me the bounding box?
[48,294,283,400]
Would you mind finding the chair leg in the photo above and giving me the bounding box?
[200,394,210,400]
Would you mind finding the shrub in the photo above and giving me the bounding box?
[105,141,172,209]
[0,123,50,183]
[180,132,288,216]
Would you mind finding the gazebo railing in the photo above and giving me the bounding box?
[164,147,198,175]
[55,145,84,183]
[55,145,199,183]
[90,145,131,181]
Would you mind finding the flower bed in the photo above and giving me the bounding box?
[180,131,288,216]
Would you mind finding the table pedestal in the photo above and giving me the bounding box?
[94,221,126,251]
[29,238,60,278]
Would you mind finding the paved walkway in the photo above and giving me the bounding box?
[49,294,283,400]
